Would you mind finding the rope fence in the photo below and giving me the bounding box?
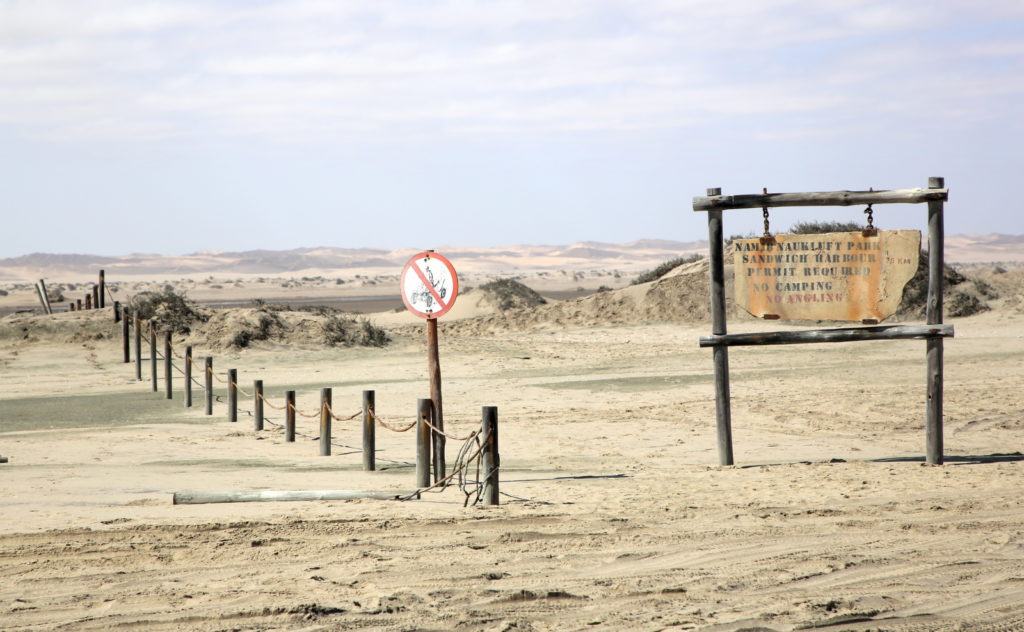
[104,292,500,505]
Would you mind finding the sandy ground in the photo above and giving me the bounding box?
[2,297,1024,630]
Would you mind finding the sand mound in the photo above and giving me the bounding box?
[445,256,1008,335]
[0,309,120,344]
[190,307,389,350]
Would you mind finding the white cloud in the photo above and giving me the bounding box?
[0,0,1021,143]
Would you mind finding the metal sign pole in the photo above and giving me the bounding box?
[427,317,445,482]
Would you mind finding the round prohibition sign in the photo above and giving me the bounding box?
[400,252,460,319]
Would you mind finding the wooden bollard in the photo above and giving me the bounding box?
[134,315,142,380]
[149,326,157,392]
[184,346,193,408]
[91,285,98,308]
[70,303,76,312]
[285,390,296,442]
[254,380,264,431]
[482,406,500,506]
[319,388,332,456]
[416,398,432,488]
[120,307,130,363]
[163,333,172,399]
[113,300,120,323]
[227,369,238,422]
[98,270,105,308]
[82,296,88,310]
[362,390,376,471]
[204,357,213,415]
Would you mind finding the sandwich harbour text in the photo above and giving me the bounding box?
[737,238,911,305]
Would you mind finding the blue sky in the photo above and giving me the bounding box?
[1,0,1021,256]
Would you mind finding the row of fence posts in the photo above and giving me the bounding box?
[109,301,499,504]
[37,270,109,314]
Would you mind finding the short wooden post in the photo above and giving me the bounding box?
[76,298,83,311]
[416,398,432,488]
[149,326,157,392]
[184,346,193,408]
[254,380,264,431]
[163,332,172,400]
[92,285,99,308]
[134,315,142,380]
[707,187,734,466]
[482,406,500,506]
[85,294,92,310]
[362,390,376,471]
[121,307,130,363]
[70,303,76,312]
[926,176,945,465]
[228,369,238,422]
[204,357,213,415]
[98,270,105,308]
[113,300,120,323]
[285,390,296,442]
[319,388,332,456]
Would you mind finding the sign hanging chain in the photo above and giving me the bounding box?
[863,187,878,237]
[759,187,775,245]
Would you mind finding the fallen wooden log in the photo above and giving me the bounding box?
[172,489,417,505]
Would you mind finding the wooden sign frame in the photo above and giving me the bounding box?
[692,178,953,466]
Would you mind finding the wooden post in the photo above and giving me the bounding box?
[254,380,264,431]
[134,315,142,380]
[163,332,172,400]
[706,188,734,466]
[427,318,445,482]
[91,285,99,309]
[149,326,157,392]
[416,398,432,488]
[70,303,76,312]
[228,369,237,422]
[926,176,945,465]
[285,390,296,442]
[77,298,83,311]
[113,300,120,323]
[363,390,376,471]
[121,307,130,363]
[482,406,500,506]
[184,346,193,408]
[85,294,92,310]
[36,280,52,314]
[98,270,105,308]
[319,388,332,456]
[204,357,213,415]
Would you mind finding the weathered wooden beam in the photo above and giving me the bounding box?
[692,187,949,212]
[172,489,416,505]
[700,324,954,348]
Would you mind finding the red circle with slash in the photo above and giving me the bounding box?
[400,251,460,319]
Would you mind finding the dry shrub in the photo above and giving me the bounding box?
[478,279,547,311]
[130,288,208,334]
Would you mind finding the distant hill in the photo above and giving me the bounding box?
[0,235,1020,282]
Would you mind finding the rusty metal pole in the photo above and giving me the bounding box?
[427,317,445,482]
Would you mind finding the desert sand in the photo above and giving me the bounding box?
[1,255,1023,631]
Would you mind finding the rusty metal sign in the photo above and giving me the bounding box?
[734,230,920,322]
